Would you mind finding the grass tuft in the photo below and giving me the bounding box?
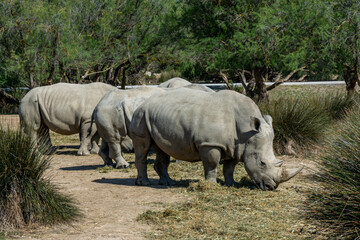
[260,91,354,154]
[0,128,81,231]
[306,105,360,239]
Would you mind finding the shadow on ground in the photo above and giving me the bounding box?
[54,145,80,155]
[60,164,104,171]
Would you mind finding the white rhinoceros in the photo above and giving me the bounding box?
[93,81,214,168]
[93,87,166,168]
[129,88,303,190]
[19,82,116,155]
[158,77,191,88]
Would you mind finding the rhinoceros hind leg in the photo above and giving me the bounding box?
[108,142,130,168]
[133,132,152,186]
[37,124,52,148]
[153,146,175,186]
[200,147,221,183]
[77,122,94,156]
[90,132,100,154]
[223,158,240,186]
[98,140,113,166]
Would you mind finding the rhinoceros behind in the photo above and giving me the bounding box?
[19,82,116,155]
[93,87,167,168]
[158,77,191,88]
[129,88,303,190]
[93,81,214,168]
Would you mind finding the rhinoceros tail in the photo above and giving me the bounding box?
[88,110,97,138]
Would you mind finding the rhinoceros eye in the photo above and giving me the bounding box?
[260,160,266,167]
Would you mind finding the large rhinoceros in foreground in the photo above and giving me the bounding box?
[19,82,116,155]
[129,88,303,190]
[93,81,214,168]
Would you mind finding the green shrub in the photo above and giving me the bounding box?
[260,92,354,154]
[0,128,80,231]
[260,96,331,154]
[306,106,360,239]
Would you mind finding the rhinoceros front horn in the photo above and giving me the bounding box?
[279,166,304,183]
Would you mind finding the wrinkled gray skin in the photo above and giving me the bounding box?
[93,87,167,168]
[19,82,116,156]
[129,88,303,190]
[93,82,214,168]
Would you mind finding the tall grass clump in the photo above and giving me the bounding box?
[260,96,330,154]
[260,91,354,154]
[306,105,360,239]
[0,128,80,231]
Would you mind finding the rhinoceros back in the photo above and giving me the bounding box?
[132,88,262,161]
[34,82,115,134]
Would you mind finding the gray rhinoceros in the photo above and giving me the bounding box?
[93,87,166,168]
[129,88,303,190]
[93,82,214,168]
[19,82,116,155]
[158,77,191,88]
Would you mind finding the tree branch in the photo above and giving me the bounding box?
[266,67,305,91]
[0,89,19,105]
[220,71,232,90]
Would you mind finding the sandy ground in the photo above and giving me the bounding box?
[0,115,315,240]
[1,115,182,240]
[16,152,181,240]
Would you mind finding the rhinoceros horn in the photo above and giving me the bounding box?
[279,166,304,183]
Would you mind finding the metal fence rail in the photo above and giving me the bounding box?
[1,81,346,92]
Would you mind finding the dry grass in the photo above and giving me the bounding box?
[135,158,323,240]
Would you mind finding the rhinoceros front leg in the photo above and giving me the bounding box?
[153,146,175,186]
[98,140,113,166]
[223,158,240,186]
[108,141,130,168]
[199,147,221,183]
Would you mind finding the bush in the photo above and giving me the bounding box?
[0,128,80,231]
[260,92,354,154]
[306,106,360,239]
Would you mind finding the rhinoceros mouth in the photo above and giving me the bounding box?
[256,178,278,191]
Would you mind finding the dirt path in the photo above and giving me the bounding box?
[15,150,181,240]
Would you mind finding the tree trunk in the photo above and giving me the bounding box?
[121,63,131,89]
[253,67,269,103]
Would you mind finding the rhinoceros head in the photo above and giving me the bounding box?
[243,115,303,191]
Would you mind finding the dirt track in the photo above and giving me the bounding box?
[18,152,181,240]
[1,115,182,240]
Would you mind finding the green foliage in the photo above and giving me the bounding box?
[307,106,360,239]
[0,0,359,89]
[260,91,354,154]
[0,128,80,230]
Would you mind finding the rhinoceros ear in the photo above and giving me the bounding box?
[250,116,261,132]
[263,115,273,127]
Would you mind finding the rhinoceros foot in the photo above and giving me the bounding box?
[135,177,150,186]
[115,161,130,169]
[158,176,176,186]
[90,147,99,154]
[77,149,91,156]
